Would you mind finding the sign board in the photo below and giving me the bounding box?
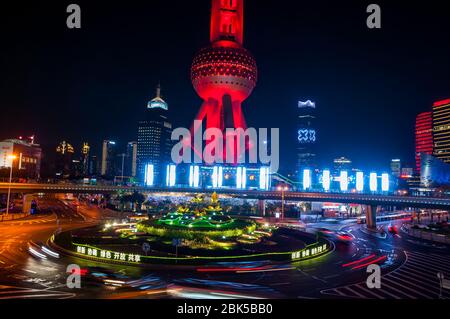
[142,242,151,254]
[172,238,182,247]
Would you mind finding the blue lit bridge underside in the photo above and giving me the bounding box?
[1,183,449,210]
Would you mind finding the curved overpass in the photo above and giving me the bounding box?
[1,183,449,209]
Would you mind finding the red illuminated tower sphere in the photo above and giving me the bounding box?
[191,0,257,137]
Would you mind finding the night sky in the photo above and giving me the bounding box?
[1,0,449,172]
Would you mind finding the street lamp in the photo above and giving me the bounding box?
[277,185,289,220]
[6,155,17,216]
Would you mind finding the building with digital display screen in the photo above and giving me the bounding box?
[297,100,316,170]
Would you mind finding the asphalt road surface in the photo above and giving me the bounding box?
[0,199,449,299]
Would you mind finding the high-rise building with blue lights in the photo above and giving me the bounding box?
[297,100,316,170]
[137,84,173,185]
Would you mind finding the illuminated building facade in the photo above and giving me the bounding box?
[390,159,401,177]
[190,0,257,163]
[420,153,450,187]
[0,138,42,179]
[55,140,75,178]
[137,85,173,185]
[415,111,433,173]
[297,100,316,169]
[101,140,117,178]
[81,142,90,176]
[432,98,450,164]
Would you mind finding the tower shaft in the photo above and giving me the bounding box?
[210,0,244,46]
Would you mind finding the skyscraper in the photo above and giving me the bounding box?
[101,140,117,178]
[126,141,137,178]
[390,159,402,178]
[297,100,317,169]
[89,155,98,176]
[415,111,433,173]
[190,0,257,163]
[137,85,172,185]
[432,98,450,164]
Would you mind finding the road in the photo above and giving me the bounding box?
[0,197,121,299]
[0,199,449,299]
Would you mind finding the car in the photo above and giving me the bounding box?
[316,228,334,237]
[335,231,353,244]
[83,267,130,288]
[388,225,398,234]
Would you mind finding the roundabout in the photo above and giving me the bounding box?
[51,193,331,267]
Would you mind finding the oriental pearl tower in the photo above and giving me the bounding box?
[191,0,257,163]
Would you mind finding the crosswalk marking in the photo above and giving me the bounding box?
[391,270,440,294]
[383,277,429,299]
[406,254,450,273]
[354,284,386,299]
[413,251,450,262]
[321,250,450,299]
[341,287,367,299]
[379,281,417,299]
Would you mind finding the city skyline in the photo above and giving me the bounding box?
[0,0,449,307]
[1,1,449,171]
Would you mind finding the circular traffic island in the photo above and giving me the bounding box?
[52,194,331,267]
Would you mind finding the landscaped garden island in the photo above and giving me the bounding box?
[52,193,331,266]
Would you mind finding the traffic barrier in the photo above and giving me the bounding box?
[404,225,450,245]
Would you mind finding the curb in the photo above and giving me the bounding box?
[359,225,387,239]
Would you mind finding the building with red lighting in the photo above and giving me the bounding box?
[415,111,433,173]
[190,0,257,163]
[432,98,450,164]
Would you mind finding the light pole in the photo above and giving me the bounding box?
[6,155,17,216]
[277,185,289,220]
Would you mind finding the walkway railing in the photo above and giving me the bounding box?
[0,212,30,222]
[403,224,450,244]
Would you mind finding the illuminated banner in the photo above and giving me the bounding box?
[76,245,141,263]
[322,170,330,191]
[381,173,389,192]
[259,167,270,190]
[166,164,176,187]
[144,164,154,187]
[291,243,327,260]
[303,169,311,190]
[189,165,200,188]
[356,171,364,192]
[236,167,247,189]
[340,171,348,191]
[212,166,223,188]
[370,173,378,192]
